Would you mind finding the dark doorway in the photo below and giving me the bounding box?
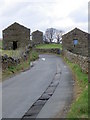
[13,41,17,50]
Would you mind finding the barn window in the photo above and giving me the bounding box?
[73,39,78,47]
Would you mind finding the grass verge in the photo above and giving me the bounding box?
[63,57,88,118]
[30,50,39,61]
[2,51,39,81]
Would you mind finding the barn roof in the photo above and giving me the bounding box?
[62,28,89,37]
[32,30,43,34]
[3,22,30,32]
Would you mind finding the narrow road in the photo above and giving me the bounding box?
[2,54,74,118]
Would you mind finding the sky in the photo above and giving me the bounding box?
[0,0,89,38]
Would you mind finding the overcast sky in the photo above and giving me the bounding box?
[0,0,89,38]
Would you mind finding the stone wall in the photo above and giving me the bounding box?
[63,50,89,73]
[1,44,32,70]
[34,48,61,54]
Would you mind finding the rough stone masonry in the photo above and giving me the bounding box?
[62,28,88,57]
[2,22,30,50]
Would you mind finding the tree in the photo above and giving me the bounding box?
[45,28,56,43]
[56,30,64,44]
[45,28,64,43]
[43,35,49,44]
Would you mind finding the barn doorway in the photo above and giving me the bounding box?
[13,41,17,50]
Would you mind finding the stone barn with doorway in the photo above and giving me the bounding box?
[32,30,43,45]
[2,22,30,50]
[62,28,88,56]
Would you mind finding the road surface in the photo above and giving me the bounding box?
[2,54,74,118]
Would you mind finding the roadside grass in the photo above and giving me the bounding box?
[30,50,39,61]
[64,57,88,118]
[67,88,88,118]
[36,43,62,50]
[2,50,39,81]
[2,59,30,80]
[65,58,88,88]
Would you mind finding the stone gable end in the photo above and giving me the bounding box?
[62,28,89,57]
[2,22,30,50]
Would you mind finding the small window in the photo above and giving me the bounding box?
[73,39,78,45]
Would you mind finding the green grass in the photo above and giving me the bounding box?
[0,50,23,57]
[2,50,39,80]
[0,42,26,57]
[0,40,2,49]
[64,57,88,118]
[36,43,62,50]
[65,58,88,88]
[2,58,30,80]
[30,50,39,61]
[0,47,27,58]
[67,88,88,118]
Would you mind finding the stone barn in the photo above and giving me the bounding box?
[32,30,43,45]
[2,22,30,50]
[62,28,88,56]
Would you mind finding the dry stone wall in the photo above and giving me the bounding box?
[1,44,32,70]
[34,48,61,54]
[63,50,89,73]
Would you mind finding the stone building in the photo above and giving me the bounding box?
[2,22,30,50]
[62,28,88,56]
[32,30,43,45]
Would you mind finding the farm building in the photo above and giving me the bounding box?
[62,28,88,56]
[32,30,43,45]
[2,22,30,50]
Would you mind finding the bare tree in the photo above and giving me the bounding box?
[56,30,64,44]
[45,28,56,43]
[45,28,64,43]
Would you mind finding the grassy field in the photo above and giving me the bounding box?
[0,49,24,57]
[0,40,25,57]
[2,50,39,80]
[0,43,62,57]
[64,57,88,118]
[36,43,62,50]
